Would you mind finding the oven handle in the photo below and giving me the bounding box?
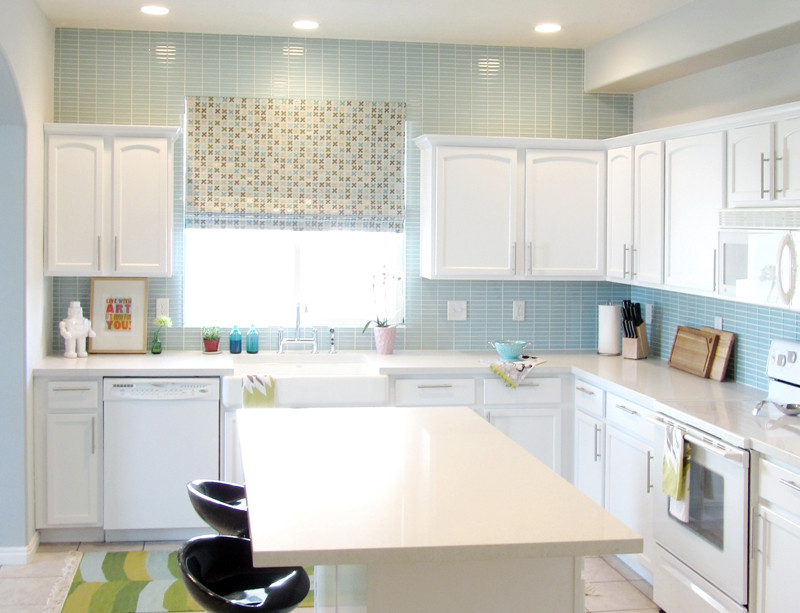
[647,414,748,465]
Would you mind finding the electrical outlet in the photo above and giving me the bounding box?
[512,300,525,321]
[156,298,170,319]
[714,316,723,329]
[447,300,467,321]
[645,304,654,324]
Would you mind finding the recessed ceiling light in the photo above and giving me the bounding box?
[293,19,319,30]
[141,5,169,16]
[535,23,562,34]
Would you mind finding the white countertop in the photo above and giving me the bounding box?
[238,405,642,567]
[36,348,800,466]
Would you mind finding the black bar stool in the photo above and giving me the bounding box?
[187,479,249,537]
[178,534,310,613]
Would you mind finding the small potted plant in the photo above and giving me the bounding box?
[151,315,172,354]
[201,326,221,353]
[362,266,403,354]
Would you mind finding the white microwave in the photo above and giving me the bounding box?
[718,229,799,306]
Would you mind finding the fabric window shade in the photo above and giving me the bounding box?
[186,96,405,232]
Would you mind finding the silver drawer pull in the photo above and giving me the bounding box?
[576,386,595,396]
[416,384,453,389]
[518,382,540,388]
[615,403,639,416]
[779,478,800,494]
[52,387,93,392]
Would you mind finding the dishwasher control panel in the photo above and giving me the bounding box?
[104,378,220,401]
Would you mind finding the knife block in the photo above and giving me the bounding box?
[623,323,649,360]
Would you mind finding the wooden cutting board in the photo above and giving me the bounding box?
[668,326,720,378]
[701,326,735,382]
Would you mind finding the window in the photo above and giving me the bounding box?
[183,228,404,327]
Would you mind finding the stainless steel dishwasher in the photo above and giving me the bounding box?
[103,378,220,539]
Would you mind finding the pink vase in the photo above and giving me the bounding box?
[373,327,396,355]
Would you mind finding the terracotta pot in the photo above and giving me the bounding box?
[203,338,220,353]
[373,327,396,355]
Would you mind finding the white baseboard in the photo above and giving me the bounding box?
[0,532,39,565]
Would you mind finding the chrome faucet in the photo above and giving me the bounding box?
[277,303,318,353]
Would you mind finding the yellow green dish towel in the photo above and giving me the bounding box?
[662,424,691,522]
[243,374,275,407]
[489,358,545,388]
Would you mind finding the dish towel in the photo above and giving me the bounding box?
[242,374,275,407]
[490,358,546,388]
[662,424,691,522]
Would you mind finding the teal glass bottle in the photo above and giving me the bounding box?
[229,326,242,354]
[246,325,259,354]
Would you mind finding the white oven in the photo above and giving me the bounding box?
[650,413,750,613]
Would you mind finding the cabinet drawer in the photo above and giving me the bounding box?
[574,379,604,417]
[394,378,476,406]
[606,392,653,442]
[759,458,800,516]
[45,380,100,409]
[484,377,562,405]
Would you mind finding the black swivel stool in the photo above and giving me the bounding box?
[187,479,249,537]
[178,534,310,613]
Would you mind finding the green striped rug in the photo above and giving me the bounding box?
[61,550,314,612]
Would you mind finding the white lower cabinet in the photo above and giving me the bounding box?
[484,377,566,476]
[604,393,655,578]
[751,457,800,612]
[34,378,102,528]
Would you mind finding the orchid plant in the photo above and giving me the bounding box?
[362,266,404,333]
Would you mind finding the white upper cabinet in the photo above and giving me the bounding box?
[45,124,179,277]
[728,118,800,206]
[419,145,519,279]
[606,143,664,284]
[524,150,606,277]
[417,135,606,280]
[664,132,725,293]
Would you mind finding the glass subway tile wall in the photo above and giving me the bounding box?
[49,28,800,388]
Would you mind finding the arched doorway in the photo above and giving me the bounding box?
[0,46,30,555]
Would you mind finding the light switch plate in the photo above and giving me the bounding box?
[156,298,170,319]
[447,300,467,321]
[512,300,525,321]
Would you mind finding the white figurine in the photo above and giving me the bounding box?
[59,301,96,358]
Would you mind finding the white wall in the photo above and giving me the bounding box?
[634,42,800,131]
[0,0,53,560]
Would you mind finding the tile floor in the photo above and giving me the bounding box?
[0,543,660,613]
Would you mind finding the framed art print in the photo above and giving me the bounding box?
[88,277,149,353]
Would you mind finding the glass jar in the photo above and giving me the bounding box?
[246,325,259,354]
[229,326,242,354]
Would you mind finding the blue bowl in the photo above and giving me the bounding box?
[490,340,530,361]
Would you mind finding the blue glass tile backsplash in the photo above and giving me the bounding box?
[50,28,800,389]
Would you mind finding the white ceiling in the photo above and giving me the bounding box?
[34,0,696,49]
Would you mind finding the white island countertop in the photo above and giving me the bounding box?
[238,405,641,567]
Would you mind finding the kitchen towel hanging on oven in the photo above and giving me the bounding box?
[662,424,691,522]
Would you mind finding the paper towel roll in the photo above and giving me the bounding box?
[598,304,621,355]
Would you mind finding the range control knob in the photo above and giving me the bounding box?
[789,351,798,363]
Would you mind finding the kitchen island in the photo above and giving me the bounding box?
[238,405,641,613]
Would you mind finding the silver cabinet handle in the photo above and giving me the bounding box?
[114,235,119,271]
[97,235,102,272]
[593,424,601,461]
[646,450,653,493]
[712,248,718,292]
[622,244,629,278]
[576,386,595,396]
[511,242,517,275]
[776,154,785,194]
[416,384,453,389]
[779,478,800,494]
[761,152,771,198]
[631,246,638,279]
[91,415,96,455]
[52,386,93,392]
[615,403,639,416]
[526,241,532,275]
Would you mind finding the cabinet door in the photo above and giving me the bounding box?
[664,132,724,292]
[113,137,173,276]
[606,146,633,280]
[605,423,655,574]
[776,118,800,201]
[45,135,105,275]
[752,506,800,613]
[525,150,606,277]
[574,410,604,506]
[728,123,773,203]
[486,407,561,475]
[632,142,664,284]
[428,146,519,279]
[45,412,100,526]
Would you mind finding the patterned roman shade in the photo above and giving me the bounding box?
[186,96,405,232]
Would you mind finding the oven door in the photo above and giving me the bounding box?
[651,415,750,606]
